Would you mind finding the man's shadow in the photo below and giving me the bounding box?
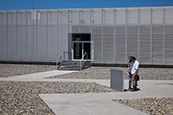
[124,88,140,92]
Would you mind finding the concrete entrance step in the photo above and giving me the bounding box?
[58,60,91,71]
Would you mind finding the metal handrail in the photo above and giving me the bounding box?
[56,51,89,70]
[56,52,69,69]
[81,52,87,61]
[80,52,88,70]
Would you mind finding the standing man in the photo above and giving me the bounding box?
[127,56,133,90]
[131,56,140,91]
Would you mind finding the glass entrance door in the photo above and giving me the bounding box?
[72,42,91,60]
[73,43,82,59]
[84,43,91,59]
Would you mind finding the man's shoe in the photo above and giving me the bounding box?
[130,88,137,92]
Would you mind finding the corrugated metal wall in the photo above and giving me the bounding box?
[0,7,173,65]
[0,10,68,62]
[71,7,173,65]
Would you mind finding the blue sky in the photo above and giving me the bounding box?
[0,0,173,10]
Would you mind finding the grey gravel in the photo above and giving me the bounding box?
[51,67,173,80]
[0,64,55,77]
[113,98,173,115]
[0,64,172,114]
[0,81,114,114]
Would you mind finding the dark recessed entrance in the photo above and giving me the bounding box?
[72,34,90,41]
[72,33,91,60]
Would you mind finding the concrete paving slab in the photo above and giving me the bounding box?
[0,70,77,81]
[39,80,173,115]
[40,93,147,115]
[95,80,173,98]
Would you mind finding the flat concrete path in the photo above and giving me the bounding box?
[39,80,173,115]
[40,93,147,115]
[0,70,76,81]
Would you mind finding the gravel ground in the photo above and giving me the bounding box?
[0,64,172,80]
[0,64,55,77]
[51,67,173,80]
[0,65,172,114]
[0,81,114,114]
[113,98,173,115]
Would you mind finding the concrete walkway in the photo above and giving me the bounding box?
[40,93,147,115]
[0,70,76,81]
[1,70,173,115]
[39,79,173,115]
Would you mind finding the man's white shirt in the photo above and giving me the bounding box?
[131,60,139,75]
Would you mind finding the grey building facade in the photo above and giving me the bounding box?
[0,7,173,65]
